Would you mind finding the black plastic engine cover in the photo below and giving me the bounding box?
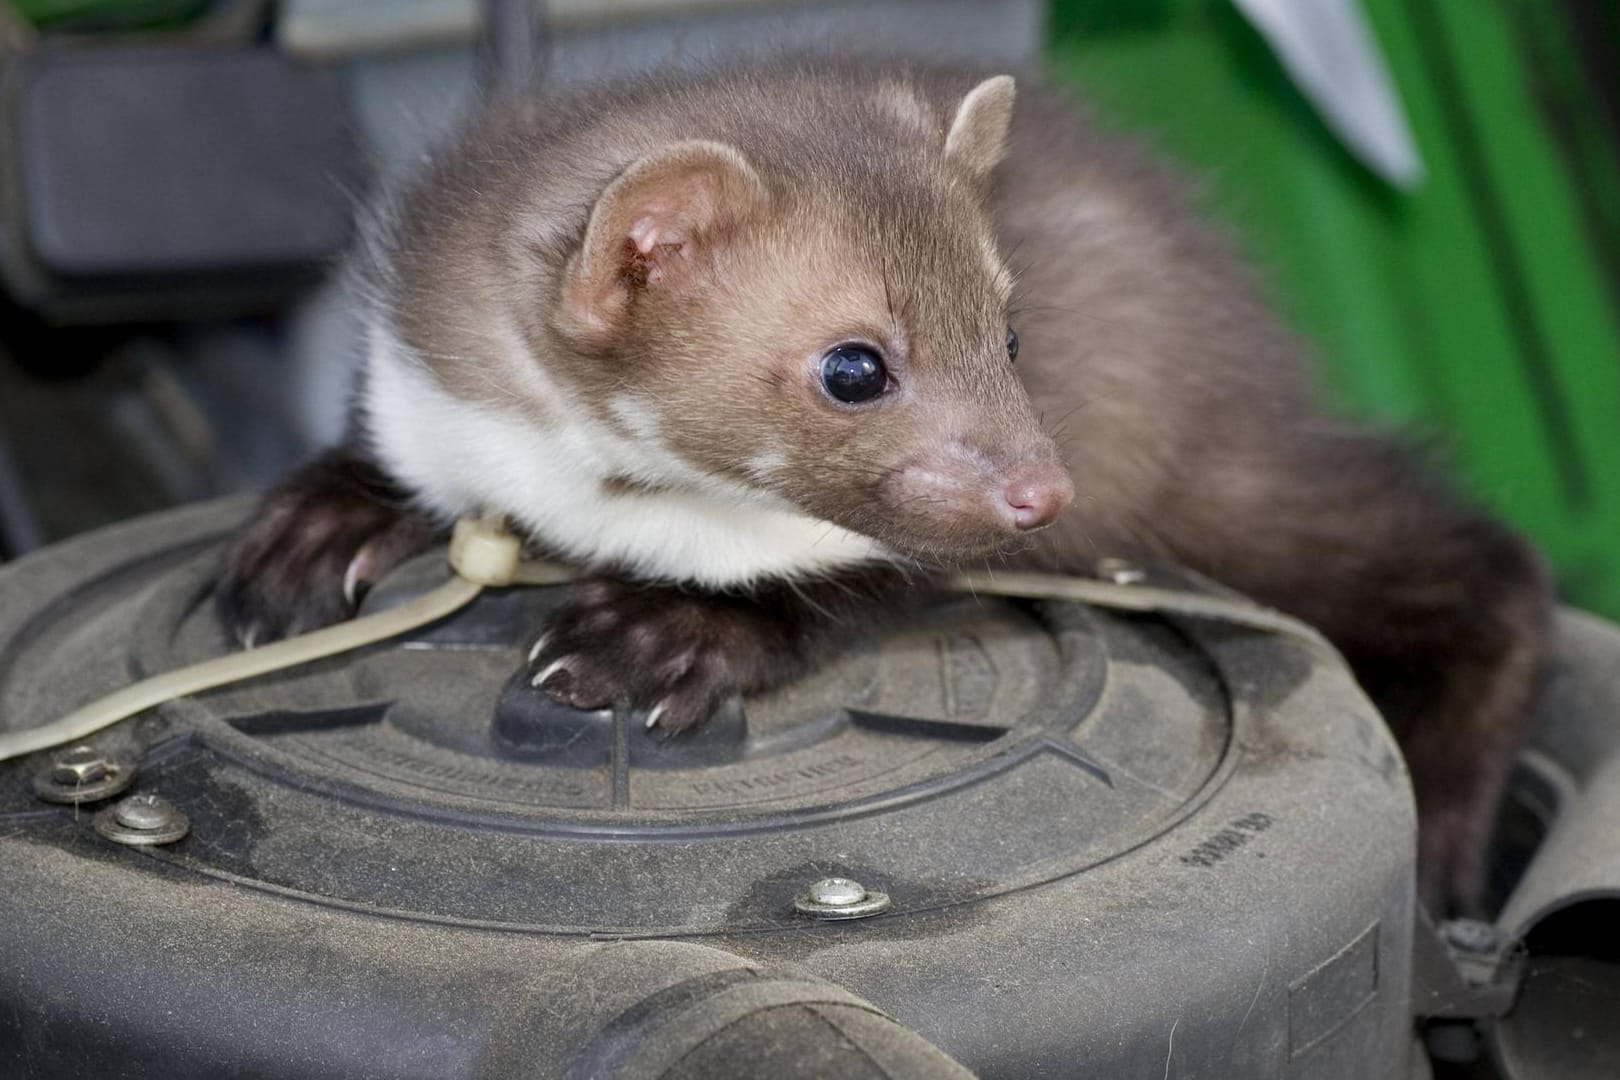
[0,47,355,322]
[0,500,1418,1078]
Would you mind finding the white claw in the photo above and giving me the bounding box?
[342,557,365,609]
[240,627,259,651]
[527,633,550,665]
[531,658,569,688]
[645,702,666,730]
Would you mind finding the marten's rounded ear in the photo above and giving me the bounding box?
[559,140,763,341]
[945,75,1016,183]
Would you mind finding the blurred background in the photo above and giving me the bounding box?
[0,0,1616,620]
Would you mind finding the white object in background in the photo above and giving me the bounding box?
[1230,0,1424,189]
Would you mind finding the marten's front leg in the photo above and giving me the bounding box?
[528,568,919,732]
[215,445,437,646]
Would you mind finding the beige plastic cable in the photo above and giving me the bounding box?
[943,568,1330,648]
[0,517,1323,764]
[0,518,529,764]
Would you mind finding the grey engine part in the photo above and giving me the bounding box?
[0,500,1614,1078]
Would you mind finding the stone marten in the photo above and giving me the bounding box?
[216,62,1550,916]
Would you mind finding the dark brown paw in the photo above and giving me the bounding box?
[528,578,802,733]
[1415,798,1492,920]
[215,450,435,646]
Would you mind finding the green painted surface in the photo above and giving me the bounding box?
[1046,0,1620,617]
[9,0,203,29]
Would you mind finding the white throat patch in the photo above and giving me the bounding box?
[361,320,893,588]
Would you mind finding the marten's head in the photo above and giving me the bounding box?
[545,73,1072,565]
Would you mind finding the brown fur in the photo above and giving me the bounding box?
[367,65,1059,557]
[215,446,434,642]
[221,60,1551,915]
[993,81,1550,914]
[534,565,927,732]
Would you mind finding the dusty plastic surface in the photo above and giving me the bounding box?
[0,500,1418,1078]
[1489,611,1620,1079]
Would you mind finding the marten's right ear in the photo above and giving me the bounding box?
[558,140,764,342]
[945,75,1016,184]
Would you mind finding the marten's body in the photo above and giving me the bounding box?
[218,63,1549,915]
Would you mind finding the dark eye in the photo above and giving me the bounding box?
[1006,326,1019,363]
[820,345,888,404]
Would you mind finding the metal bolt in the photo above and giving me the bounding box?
[33,746,135,805]
[52,745,110,785]
[1095,557,1146,586]
[94,793,189,847]
[1443,918,1502,955]
[794,876,891,920]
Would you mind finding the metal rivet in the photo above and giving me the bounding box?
[1443,918,1502,955]
[794,876,891,920]
[115,795,172,831]
[1095,557,1145,586]
[33,745,136,805]
[94,794,189,847]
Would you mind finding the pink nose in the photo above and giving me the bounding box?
[1001,464,1074,531]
